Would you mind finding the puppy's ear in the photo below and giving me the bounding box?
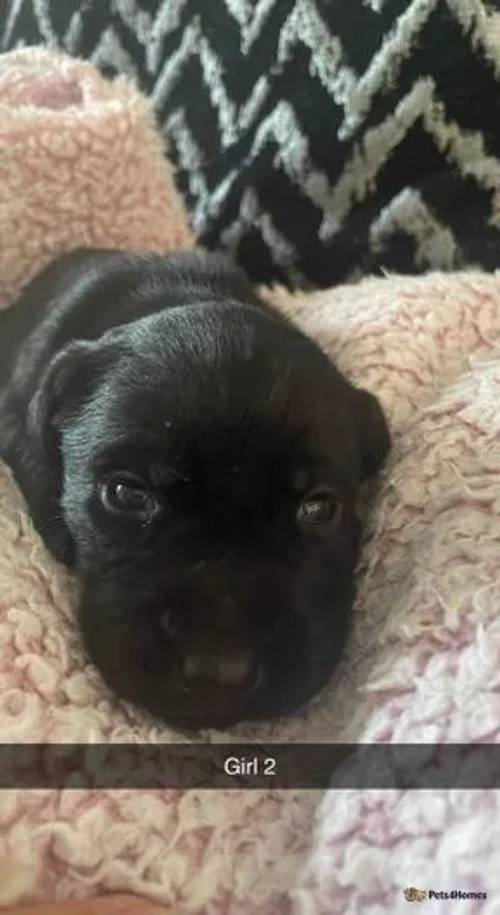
[350,386,391,481]
[12,341,103,565]
[27,340,98,446]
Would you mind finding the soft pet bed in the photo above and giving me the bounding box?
[0,49,499,914]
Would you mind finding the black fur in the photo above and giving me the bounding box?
[0,248,390,728]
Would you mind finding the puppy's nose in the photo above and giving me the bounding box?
[180,651,259,689]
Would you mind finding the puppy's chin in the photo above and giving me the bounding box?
[77,576,355,730]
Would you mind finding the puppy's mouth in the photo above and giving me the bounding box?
[175,649,264,694]
[165,651,267,728]
[157,623,315,728]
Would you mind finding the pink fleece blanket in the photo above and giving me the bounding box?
[0,47,192,308]
[0,48,499,913]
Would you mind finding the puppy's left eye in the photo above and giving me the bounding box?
[100,474,160,521]
[296,488,342,530]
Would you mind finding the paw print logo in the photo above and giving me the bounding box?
[404,887,427,902]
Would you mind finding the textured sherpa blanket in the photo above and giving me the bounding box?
[0,48,499,914]
[0,47,193,309]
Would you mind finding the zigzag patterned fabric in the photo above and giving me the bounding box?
[2,0,500,288]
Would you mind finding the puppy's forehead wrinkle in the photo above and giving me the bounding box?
[128,300,260,362]
[121,298,317,377]
[105,348,307,439]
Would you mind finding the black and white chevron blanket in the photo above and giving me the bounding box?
[3,0,500,289]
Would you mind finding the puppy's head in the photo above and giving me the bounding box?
[31,298,389,729]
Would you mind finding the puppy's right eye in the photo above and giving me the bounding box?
[100,474,160,521]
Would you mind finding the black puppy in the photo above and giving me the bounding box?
[0,248,390,729]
